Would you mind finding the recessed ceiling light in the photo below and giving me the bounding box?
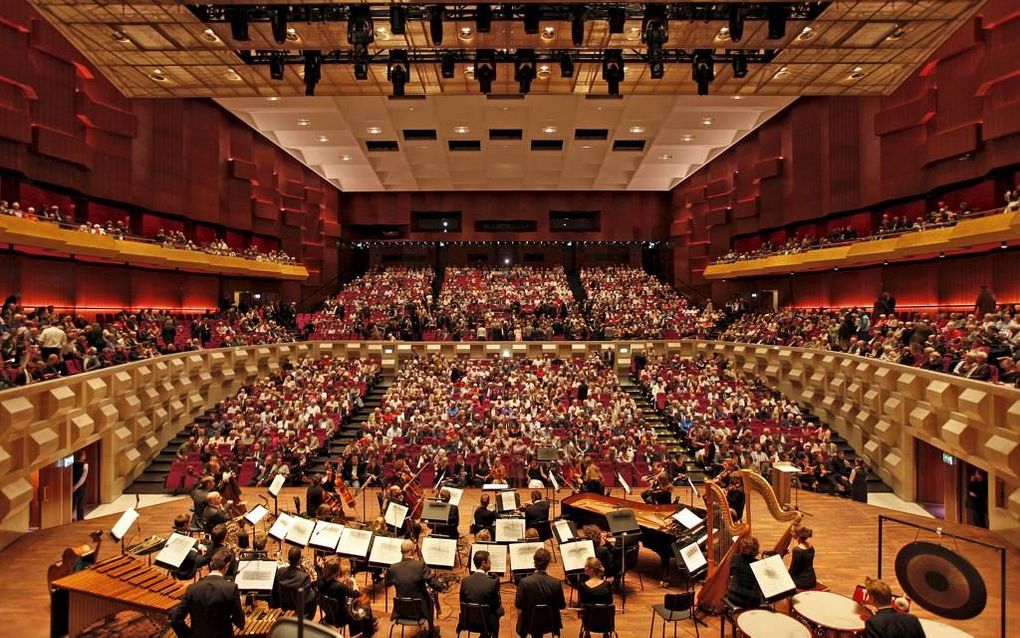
[112,30,129,42]
[267,96,280,102]
[340,155,351,162]
[542,27,556,40]
[465,66,475,76]
[297,118,311,126]
[149,69,166,82]
[453,126,469,134]
[886,25,905,41]
[459,27,473,39]
[580,145,592,149]
[773,67,790,79]
[286,27,300,42]
[681,134,695,142]
[200,28,219,43]
[375,28,391,41]
[317,135,329,143]
[629,126,645,134]
[366,126,382,134]
[225,68,242,81]
[848,66,867,80]
[542,125,558,134]
[627,27,641,41]
[715,27,730,41]
[702,116,714,125]
[731,95,743,100]
[797,27,815,41]
[623,65,630,75]
[501,107,509,111]
[659,154,673,160]
[537,65,551,78]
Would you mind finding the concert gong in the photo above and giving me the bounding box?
[893,541,986,620]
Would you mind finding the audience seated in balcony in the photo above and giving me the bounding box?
[309,267,434,340]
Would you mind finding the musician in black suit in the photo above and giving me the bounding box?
[863,578,925,638]
[271,546,317,618]
[191,476,214,522]
[197,524,238,580]
[523,491,550,531]
[727,536,763,609]
[169,550,246,638]
[473,493,497,535]
[436,488,460,537]
[306,475,325,517]
[514,549,565,638]
[201,491,230,532]
[387,540,443,636]
[458,550,504,638]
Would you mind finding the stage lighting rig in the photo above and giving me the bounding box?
[269,6,288,44]
[387,50,410,97]
[269,52,285,80]
[728,5,745,42]
[692,49,715,95]
[649,57,665,79]
[514,49,537,94]
[731,52,748,78]
[475,49,497,94]
[570,5,587,46]
[303,50,321,95]
[226,6,250,41]
[642,4,668,58]
[389,5,406,35]
[767,5,788,39]
[347,5,374,57]
[441,52,456,78]
[602,49,624,96]
[607,7,625,34]
[559,53,574,78]
[523,5,540,34]
[354,60,369,80]
[476,4,492,32]
[429,5,445,44]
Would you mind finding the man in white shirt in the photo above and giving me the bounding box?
[39,321,68,361]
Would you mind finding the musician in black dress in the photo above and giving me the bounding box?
[317,557,377,637]
[577,557,613,606]
[787,527,816,590]
[727,536,763,609]
[849,458,869,503]
[526,459,548,488]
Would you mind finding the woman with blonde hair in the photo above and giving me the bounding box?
[578,557,613,606]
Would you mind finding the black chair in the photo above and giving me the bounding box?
[279,583,317,619]
[534,520,556,562]
[293,496,302,515]
[389,597,428,638]
[458,601,494,638]
[649,592,699,638]
[520,603,560,638]
[318,595,344,629]
[580,604,616,638]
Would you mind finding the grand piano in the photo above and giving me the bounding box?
[560,492,707,580]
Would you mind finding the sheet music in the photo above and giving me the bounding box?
[470,543,507,575]
[384,502,409,529]
[549,472,560,491]
[508,541,545,572]
[482,483,509,490]
[678,541,707,574]
[671,508,703,530]
[285,516,315,547]
[750,554,797,600]
[559,539,595,573]
[111,508,139,541]
[268,474,286,497]
[235,560,279,591]
[495,518,526,543]
[368,535,404,566]
[337,528,374,558]
[497,490,518,512]
[420,536,458,569]
[617,474,631,495]
[268,513,292,540]
[444,487,464,507]
[309,520,344,551]
[155,533,197,568]
[552,520,575,543]
[243,504,270,526]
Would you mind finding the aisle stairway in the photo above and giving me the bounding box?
[566,270,587,304]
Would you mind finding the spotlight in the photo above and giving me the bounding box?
[766,5,788,40]
[302,50,321,95]
[387,50,410,97]
[602,49,624,96]
[441,52,456,78]
[692,49,714,96]
[226,6,250,41]
[476,4,492,32]
[649,57,664,79]
[570,5,587,46]
[429,5,445,45]
[731,52,748,78]
[347,5,374,57]
[269,52,285,80]
[269,6,288,45]
[523,5,540,34]
[642,4,668,58]
[559,53,574,78]
[514,49,536,94]
[727,5,744,42]
[354,60,369,81]
[475,49,497,94]
[389,5,406,35]
[608,7,625,34]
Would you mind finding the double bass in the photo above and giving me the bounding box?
[47,529,103,592]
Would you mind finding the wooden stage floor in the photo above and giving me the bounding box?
[5,487,1017,638]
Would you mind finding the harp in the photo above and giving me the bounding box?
[696,469,803,613]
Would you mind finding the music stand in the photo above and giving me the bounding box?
[268,474,286,514]
[605,508,640,614]
[750,554,797,604]
[537,448,557,462]
[110,508,140,554]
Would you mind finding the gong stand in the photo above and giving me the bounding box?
[877,514,1007,638]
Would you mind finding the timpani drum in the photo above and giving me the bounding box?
[918,618,975,638]
[791,591,870,638]
[735,609,812,638]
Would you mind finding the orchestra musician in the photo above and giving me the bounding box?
[514,549,565,638]
[317,557,377,637]
[169,549,245,638]
[582,525,617,584]
[526,459,548,488]
[640,462,672,505]
[191,476,215,523]
[435,488,460,538]
[727,536,763,609]
[342,453,365,488]
[489,458,508,485]
[169,515,202,581]
[387,540,445,637]
[473,456,492,487]
[863,577,925,638]
[306,474,325,517]
[201,492,231,532]
[271,546,317,618]
[788,527,817,590]
[581,465,605,495]
[523,491,550,531]
[473,494,497,536]
[198,524,238,580]
[458,550,504,638]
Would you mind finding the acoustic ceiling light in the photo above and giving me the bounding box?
[681,134,695,142]
[797,26,815,41]
[629,126,645,134]
[848,66,866,80]
[297,118,311,126]
[341,155,351,162]
[537,65,551,79]
[702,116,714,125]
[626,27,641,41]
[542,27,556,40]
[375,27,392,41]
[453,126,469,134]
[112,30,128,42]
[267,96,280,102]
[149,68,166,82]
[269,5,288,44]
[459,27,473,40]
[389,5,406,35]
[317,135,329,142]
[200,28,219,42]
[366,126,382,134]
[226,6,250,41]
[387,49,410,97]
[542,125,558,134]
[886,24,905,40]
[225,68,242,81]
[286,28,300,42]
[659,154,673,160]
[715,27,730,42]
[728,5,745,42]
[773,66,790,79]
